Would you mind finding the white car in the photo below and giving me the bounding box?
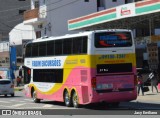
[0,79,14,97]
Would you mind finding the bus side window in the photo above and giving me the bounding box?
[73,37,82,54]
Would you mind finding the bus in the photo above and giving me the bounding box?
[23,29,137,108]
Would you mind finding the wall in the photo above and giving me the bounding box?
[0,0,30,41]
[103,0,125,9]
[44,0,97,37]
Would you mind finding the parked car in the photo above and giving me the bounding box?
[0,79,14,97]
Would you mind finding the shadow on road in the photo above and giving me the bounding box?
[0,95,23,98]
[32,99,160,110]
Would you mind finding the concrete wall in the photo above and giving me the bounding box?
[0,0,30,41]
[41,0,97,37]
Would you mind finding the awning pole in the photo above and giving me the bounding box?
[149,18,152,42]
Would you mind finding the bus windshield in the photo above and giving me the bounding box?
[95,32,132,48]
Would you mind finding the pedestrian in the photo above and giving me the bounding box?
[137,73,144,96]
[150,71,159,93]
[16,76,21,87]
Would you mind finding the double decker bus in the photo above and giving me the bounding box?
[23,29,137,108]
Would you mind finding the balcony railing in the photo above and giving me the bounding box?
[23,8,39,21]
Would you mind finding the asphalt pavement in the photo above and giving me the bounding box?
[136,86,160,103]
[14,85,160,103]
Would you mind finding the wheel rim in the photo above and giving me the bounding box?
[65,92,70,105]
[73,93,78,107]
[33,91,37,101]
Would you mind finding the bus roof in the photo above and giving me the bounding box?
[29,29,132,44]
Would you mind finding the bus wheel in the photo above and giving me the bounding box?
[64,90,71,107]
[72,91,79,108]
[32,91,40,103]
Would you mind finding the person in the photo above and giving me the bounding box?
[150,70,159,93]
[137,73,144,96]
[16,76,21,87]
[0,75,2,79]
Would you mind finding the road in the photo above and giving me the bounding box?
[0,90,160,112]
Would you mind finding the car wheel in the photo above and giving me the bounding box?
[32,91,40,103]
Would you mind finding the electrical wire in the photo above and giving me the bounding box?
[0,0,80,31]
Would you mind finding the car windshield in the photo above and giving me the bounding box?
[0,80,11,84]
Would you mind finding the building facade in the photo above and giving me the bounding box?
[0,0,30,41]
[23,0,144,38]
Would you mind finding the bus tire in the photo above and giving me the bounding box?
[64,90,72,107]
[32,90,40,103]
[72,91,79,108]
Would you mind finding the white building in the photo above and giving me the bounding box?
[9,23,35,46]
[23,0,143,38]
[9,23,36,67]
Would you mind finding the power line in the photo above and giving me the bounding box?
[0,0,63,14]
[0,20,33,31]
[0,0,80,32]
[0,5,30,13]
[46,0,79,13]
[0,0,63,20]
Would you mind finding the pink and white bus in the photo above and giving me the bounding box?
[23,29,137,108]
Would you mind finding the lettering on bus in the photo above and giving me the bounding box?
[99,54,126,60]
[32,59,61,67]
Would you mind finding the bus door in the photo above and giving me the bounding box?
[23,66,31,84]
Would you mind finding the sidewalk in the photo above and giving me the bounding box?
[14,86,24,91]
[136,86,160,103]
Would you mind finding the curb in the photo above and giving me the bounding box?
[14,87,24,91]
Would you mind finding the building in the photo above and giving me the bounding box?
[22,0,156,68]
[68,0,160,68]
[9,23,36,67]
[0,0,30,41]
[23,0,144,38]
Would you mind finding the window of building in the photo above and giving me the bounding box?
[35,1,39,8]
[36,31,41,39]
[112,0,117,2]
[84,0,89,2]
[19,10,26,15]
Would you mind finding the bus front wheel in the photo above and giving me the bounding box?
[32,91,40,103]
[64,90,72,107]
[72,91,79,108]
